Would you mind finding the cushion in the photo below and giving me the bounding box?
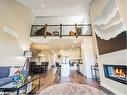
[0,67,10,78]
[12,75,20,82]
[9,67,19,76]
[0,76,13,87]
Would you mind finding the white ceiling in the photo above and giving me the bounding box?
[16,0,92,26]
[16,0,92,17]
[17,0,89,9]
[30,36,91,51]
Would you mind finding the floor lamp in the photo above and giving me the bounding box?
[22,51,32,75]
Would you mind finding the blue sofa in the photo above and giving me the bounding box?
[0,67,13,87]
[0,67,28,87]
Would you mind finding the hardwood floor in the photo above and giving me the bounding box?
[36,69,115,95]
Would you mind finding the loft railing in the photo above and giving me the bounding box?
[30,24,92,38]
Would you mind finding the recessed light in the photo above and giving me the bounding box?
[74,40,77,43]
[72,45,74,48]
[76,4,80,8]
[59,42,64,45]
[41,0,45,8]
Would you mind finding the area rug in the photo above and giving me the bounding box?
[39,83,105,95]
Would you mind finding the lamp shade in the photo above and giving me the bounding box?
[23,51,32,58]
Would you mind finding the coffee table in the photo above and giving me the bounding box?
[0,75,40,95]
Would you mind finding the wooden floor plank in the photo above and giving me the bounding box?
[36,69,115,95]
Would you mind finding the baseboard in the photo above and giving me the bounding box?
[100,82,125,95]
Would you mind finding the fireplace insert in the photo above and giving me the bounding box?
[103,65,127,84]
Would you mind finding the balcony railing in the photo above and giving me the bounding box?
[30,24,92,38]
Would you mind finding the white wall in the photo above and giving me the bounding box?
[60,48,81,60]
[0,0,33,66]
[34,16,89,25]
[0,31,26,66]
[98,50,127,95]
[53,48,81,67]
[90,0,127,94]
[116,0,127,27]
[81,38,95,78]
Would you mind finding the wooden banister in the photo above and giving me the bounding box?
[44,24,47,38]
[75,24,78,38]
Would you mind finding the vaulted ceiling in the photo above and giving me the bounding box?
[16,0,92,51]
[16,0,92,17]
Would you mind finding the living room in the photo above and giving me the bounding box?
[0,0,126,95]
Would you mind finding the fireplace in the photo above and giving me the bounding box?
[103,65,127,84]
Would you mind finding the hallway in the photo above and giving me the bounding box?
[37,69,115,94]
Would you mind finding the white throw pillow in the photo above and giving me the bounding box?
[9,67,18,76]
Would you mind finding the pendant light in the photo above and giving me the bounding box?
[38,45,45,57]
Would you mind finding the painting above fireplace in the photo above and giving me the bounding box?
[103,65,127,85]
